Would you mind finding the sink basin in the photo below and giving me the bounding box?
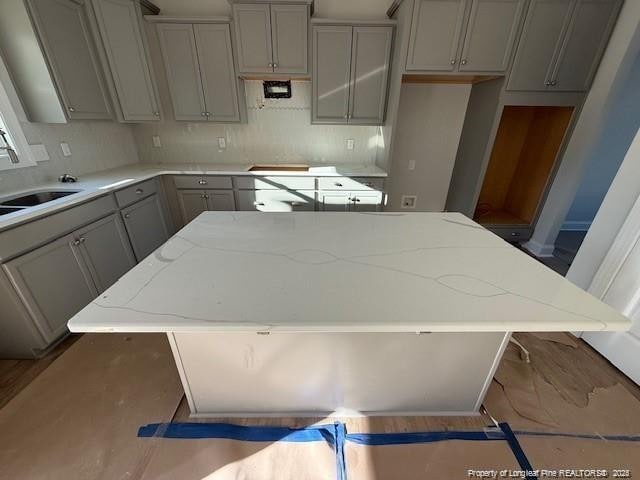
[248,164,309,172]
[1,190,80,207]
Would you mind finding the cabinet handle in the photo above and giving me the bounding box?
[198,179,208,185]
[254,202,265,206]
[124,213,131,219]
[79,236,86,243]
[290,201,304,207]
[363,182,373,187]
[461,59,467,65]
[273,62,278,68]
[68,106,75,112]
[551,80,557,86]
[335,182,343,187]
[153,111,160,117]
[450,59,456,65]
[201,112,207,116]
[72,239,81,246]
[268,62,273,67]
[135,188,143,195]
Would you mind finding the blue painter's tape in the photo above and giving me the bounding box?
[499,423,535,480]
[346,430,505,446]
[334,422,347,480]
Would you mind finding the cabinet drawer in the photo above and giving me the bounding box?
[235,190,316,212]
[234,176,315,190]
[115,179,157,207]
[317,177,384,191]
[173,175,233,190]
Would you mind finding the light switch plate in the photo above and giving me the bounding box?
[346,139,355,150]
[218,137,226,150]
[152,135,162,148]
[401,195,417,209]
[408,159,416,171]
[60,142,71,157]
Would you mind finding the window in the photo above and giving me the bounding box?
[0,53,37,170]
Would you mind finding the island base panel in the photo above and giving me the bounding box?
[167,331,510,416]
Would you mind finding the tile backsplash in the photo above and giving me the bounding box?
[133,81,381,166]
[0,121,139,193]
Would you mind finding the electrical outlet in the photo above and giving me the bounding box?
[152,135,162,148]
[408,159,416,171]
[218,137,227,150]
[401,195,417,209]
[60,142,71,157]
[346,139,355,150]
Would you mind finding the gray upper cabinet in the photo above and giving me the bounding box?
[312,24,393,125]
[157,22,240,122]
[75,214,136,293]
[407,0,469,71]
[3,234,97,343]
[458,0,526,72]
[195,24,241,122]
[549,0,622,92]
[507,0,621,92]
[91,0,161,121]
[26,0,112,120]
[121,194,169,261]
[157,23,206,121]
[349,27,393,125]
[233,3,308,74]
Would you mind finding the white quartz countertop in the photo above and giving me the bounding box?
[0,162,386,232]
[68,212,631,334]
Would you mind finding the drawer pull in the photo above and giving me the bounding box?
[135,188,144,195]
[72,239,81,246]
[198,179,208,185]
[510,232,521,237]
[335,182,343,187]
[254,202,265,206]
[124,213,131,219]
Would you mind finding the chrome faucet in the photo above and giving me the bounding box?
[58,173,78,183]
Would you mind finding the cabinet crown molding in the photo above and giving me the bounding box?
[144,15,232,23]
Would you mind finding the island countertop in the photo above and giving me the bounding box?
[67,212,630,334]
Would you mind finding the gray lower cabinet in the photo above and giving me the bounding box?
[235,190,315,212]
[74,214,136,292]
[157,22,240,122]
[233,3,308,75]
[406,0,525,73]
[26,0,112,120]
[319,191,383,212]
[507,0,621,92]
[121,194,169,261]
[4,234,97,343]
[312,23,393,125]
[177,190,236,224]
[90,0,161,121]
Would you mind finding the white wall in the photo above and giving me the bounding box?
[386,83,471,211]
[153,0,391,19]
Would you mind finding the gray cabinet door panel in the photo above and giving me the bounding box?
[122,194,169,261]
[91,0,160,121]
[312,26,353,124]
[406,0,469,71]
[349,26,393,125]
[506,0,574,91]
[550,0,621,92]
[236,190,315,212]
[271,4,308,74]
[233,4,273,73]
[27,0,112,120]
[3,235,97,343]
[319,192,351,212]
[178,191,208,224]
[458,0,526,73]
[157,23,206,121]
[205,190,237,212]
[350,192,384,212]
[195,24,241,122]
[76,214,136,293]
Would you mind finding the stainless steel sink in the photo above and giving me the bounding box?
[0,206,24,217]
[1,190,80,207]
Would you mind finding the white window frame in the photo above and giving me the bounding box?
[0,53,37,170]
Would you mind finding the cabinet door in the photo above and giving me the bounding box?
[194,24,241,122]
[312,26,353,124]
[91,0,161,121]
[205,190,237,212]
[26,0,112,120]
[458,0,526,73]
[4,234,97,343]
[75,214,136,293]
[178,191,208,225]
[406,0,469,71]
[349,26,393,125]
[550,0,621,92]
[270,4,308,74]
[122,194,169,261]
[319,192,351,212]
[233,3,273,73]
[349,192,384,212]
[157,23,207,121]
[236,190,315,212]
[506,0,574,91]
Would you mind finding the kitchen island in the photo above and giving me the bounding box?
[68,212,629,416]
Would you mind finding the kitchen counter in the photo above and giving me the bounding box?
[66,212,630,416]
[0,162,387,232]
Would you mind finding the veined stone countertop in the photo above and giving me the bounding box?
[0,162,386,232]
[68,212,630,334]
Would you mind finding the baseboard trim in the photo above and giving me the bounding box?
[522,239,555,257]
[561,221,592,232]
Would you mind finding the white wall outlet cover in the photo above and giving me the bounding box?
[408,159,416,171]
[346,139,355,150]
[152,135,162,148]
[218,137,227,150]
[401,195,417,209]
[60,142,71,157]
[30,144,49,162]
